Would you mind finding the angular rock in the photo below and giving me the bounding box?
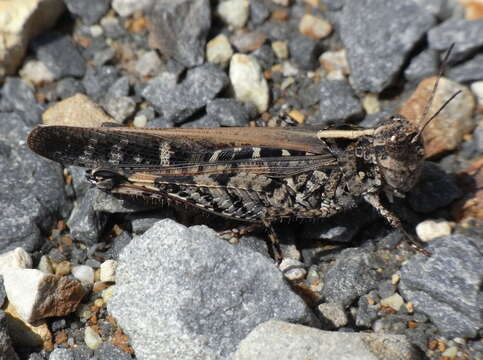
[0,114,67,252]
[148,0,211,67]
[142,64,228,123]
[64,0,110,25]
[206,98,250,126]
[404,49,439,83]
[399,77,475,157]
[319,79,364,125]
[217,0,250,29]
[56,77,85,100]
[234,321,420,360]
[32,33,86,79]
[322,248,380,307]
[108,219,317,360]
[428,19,483,64]
[43,93,114,127]
[102,96,136,123]
[1,77,44,125]
[106,76,130,99]
[48,347,93,360]
[230,31,267,53]
[0,0,64,81]
[288,35,322,71]
[447,53,483,83]
[3,269,85,322]
[206,34,234,66]
[82,66,120,102]
[317,303,348,329]
[339,0,435,92]
[135,51,163,78]
[399,235,483,338]
[298,14,332,40]
[230,54,269,113]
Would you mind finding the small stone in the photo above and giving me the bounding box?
[362,94,380,114]
[428,19,483,64]
[133,114,148,127]
[102,286,115,302]
[299,14,332,40]
[112,0,153,17]
[53,261,71,277]
[56,77,85,99]
[470,81,483,106]
[103,96,136,123]
[399,77,475,157]
[206,98,251,126]
[319,49,350,76]
[415,220,453,242]
[32,33,86,79]
[37,255,54,274]
[3,269,85,322]
[442,346,459,358]
[279,258,307,281]
[250,0,270,25]
[82,65,119,101]
[64,0,110,25]
[217,0,250,28]
[380,293,404,311]
[447,54,483,83]
[317,303,348,328]
[19,60,55,86]
[272,0,290,5]
[85,326,103,350]
[460,0,483,20]
[1,77,44,125]
[404,49,439,83]
[72,265,95,284]
[206,34,234,66]
[43,93,115,127]
[90,25,104,37]
[230,54,269,113]
[148,0,211,67]
[100,260,117,282]
[288,109,305,123]
[271,41,288,59]
[0,248,32,275]
[135,51,163,78]
[230,31,267,52]
[289,36,322,70]
[319,79,364,125]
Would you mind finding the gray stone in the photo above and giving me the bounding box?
[399,235,483,338]
[288,35,322,71]
[407,162,462,213]
[0,77,43,125]
[149,0,211,67]
[447,53,483,83]
[412,0,448,19]
[93,343,132,360]
[319,79,364,125]
[339,0,435,92]
[142,64,228,123]
[322,248,380,307]
[206,99,250,127]
[108,219,317,360]
[250,0,270,26]
[320,0,344,11]
[56,77,86,100]
[67,188,106,245]
[404,49,439,83]
[82,66,120,102]
[106,76,130,99]
[0,310,19,360]
[317,303,348,329]
[102,96,136,123]
[64,0,110,25]
[93,47,116,67]
[32,33,86,79]
[180,115,220,128]
[0,114,67,252]
[356,293,379,328]
[126,211,175,235]
[48,347,92,360]
[234,320,420,360]
[428,19,483,64]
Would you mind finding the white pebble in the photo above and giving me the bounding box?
[112,0,153,17]
[217,0,249,28]
[230,54,269,113]
[90,25,103,37]
[37,255,54,274]
[100,260,118,282]
[380,293,404,311]
[19,60,55,85]
[470,81,483,107]
[84,326,102,350]
[415,220,452,242]
[102,286,115,302]
[279,258,307,281]
[133,114,148,128]
[272,41,289,59]
[135,50,162,78]
[0,247,32,275]
[206,34,234,66]
[71,265,95,284]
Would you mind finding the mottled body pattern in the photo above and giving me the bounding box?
[27,119,425,238]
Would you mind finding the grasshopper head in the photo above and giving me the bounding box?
[373,116,425,197]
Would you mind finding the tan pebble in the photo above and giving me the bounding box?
[299,14,332,40]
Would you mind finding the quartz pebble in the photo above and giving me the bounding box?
[217,0,250,29]
[272,41,289,59]
[299,14,332,40]
[317,303,348,328]
[415,220,452,242]
[0,247,32,275]
[279,258,307,281]
[72,265,95,284]
[206,34,234,66]
[85,326,103,350]
[380,293,404,311]
[470,81,483,106]
[100,260,117,282]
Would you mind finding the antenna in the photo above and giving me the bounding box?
[411,43,460,143]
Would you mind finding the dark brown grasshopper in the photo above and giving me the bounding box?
[27,50,459,258]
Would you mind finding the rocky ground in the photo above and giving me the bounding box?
[0,0,482,359]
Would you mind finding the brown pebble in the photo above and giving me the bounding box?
[230,31,267,52]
